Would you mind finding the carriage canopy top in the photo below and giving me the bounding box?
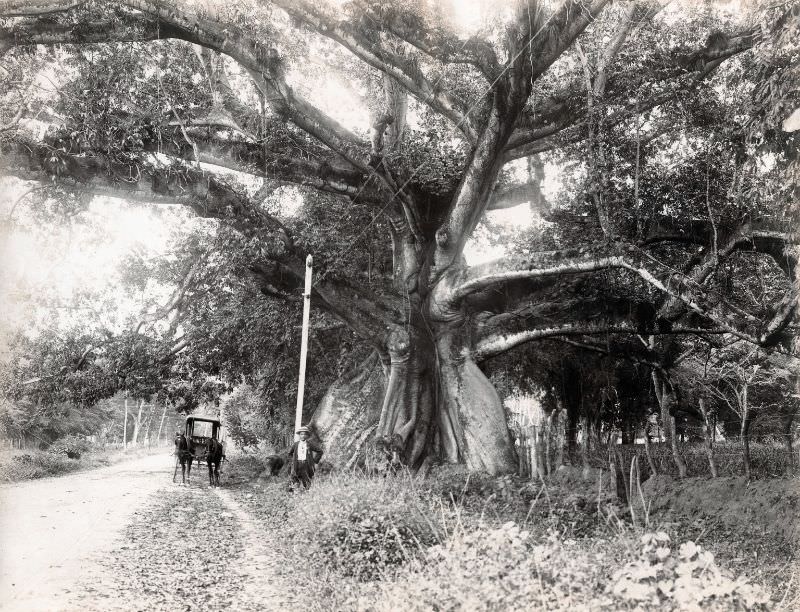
[184,416,221,440]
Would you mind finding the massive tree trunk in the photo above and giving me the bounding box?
[435,331,517,474]
[312,351,386,470]
[312,315,518,475]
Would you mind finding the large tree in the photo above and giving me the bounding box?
[1,0,797,474]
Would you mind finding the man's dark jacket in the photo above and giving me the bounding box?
[287,439,324,477]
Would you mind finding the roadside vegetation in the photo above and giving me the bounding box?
[226,454,795,611]
[0,440,170,483]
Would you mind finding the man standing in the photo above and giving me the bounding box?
[288,425,323,489]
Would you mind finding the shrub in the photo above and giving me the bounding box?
[428,464,519,502]
[610,532,770,610]
[286,474,443,581]
[1,450,75,481]
[224,453,268,483]
[348,522,594,611]
[49,434,92,459]
[346,523,770,612]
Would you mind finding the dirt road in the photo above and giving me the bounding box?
[0,453,294,612]
[0,453,172,611]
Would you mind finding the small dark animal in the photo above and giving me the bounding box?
[265,454,285,476]
[206,438,224,487]
[376,434,404,477]
[175,433,194,484]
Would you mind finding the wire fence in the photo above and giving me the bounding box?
[606,440,798,479]
[514,425,798,480]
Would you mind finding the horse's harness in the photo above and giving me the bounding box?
[207,438,224,462]
[175,435,194,461]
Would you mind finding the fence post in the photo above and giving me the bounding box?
[123,391,129,451]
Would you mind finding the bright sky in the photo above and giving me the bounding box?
[464,203,537,265]
[0,181,181,338]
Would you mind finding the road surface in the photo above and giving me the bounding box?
[0,451,299,611]
[0,453,175,611]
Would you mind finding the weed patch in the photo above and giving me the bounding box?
[228,460,784,611]
[2,451,77,481]
[289,474,441,581]
[0,445,169,483]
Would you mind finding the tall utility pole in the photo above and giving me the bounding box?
[123,390,128,451]
[294,254,313,442]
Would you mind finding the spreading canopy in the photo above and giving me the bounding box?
[1,0,797,472]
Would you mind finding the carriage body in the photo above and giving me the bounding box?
[184,416,221,464]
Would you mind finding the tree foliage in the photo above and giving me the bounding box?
[1,0,797,470]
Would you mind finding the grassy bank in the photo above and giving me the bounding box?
[0,444,171,483]
[227,457,791,611]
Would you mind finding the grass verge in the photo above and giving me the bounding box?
[0,445,171,483]
[226,458,785,611]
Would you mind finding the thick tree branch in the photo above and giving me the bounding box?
[527,0,612,83]
[0,0,85,16]
[0,16,162,51]
[642,220,796,277]
[353,0,501,80]
[269,0,479,143]
[248,67,370,171]
[146,134,380,202]
[2,1,372,168]
[1,137,294,251]
[505,17,761,160]
[474,320,731,361]
[452,242,767,343]
[592,3,643,97]
[655,219,797,322]
[248,259,405,346]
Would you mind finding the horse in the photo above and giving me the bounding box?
[206,438,224,487]
[174,433,194,484]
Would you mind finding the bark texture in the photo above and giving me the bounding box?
[312,352,386,470]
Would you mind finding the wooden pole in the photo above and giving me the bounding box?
[123,391,128,451]
[132,399,144,446]
[294,254,313,442]
[157,401,167,446]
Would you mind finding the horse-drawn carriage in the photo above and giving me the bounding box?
[174,416,225,486]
